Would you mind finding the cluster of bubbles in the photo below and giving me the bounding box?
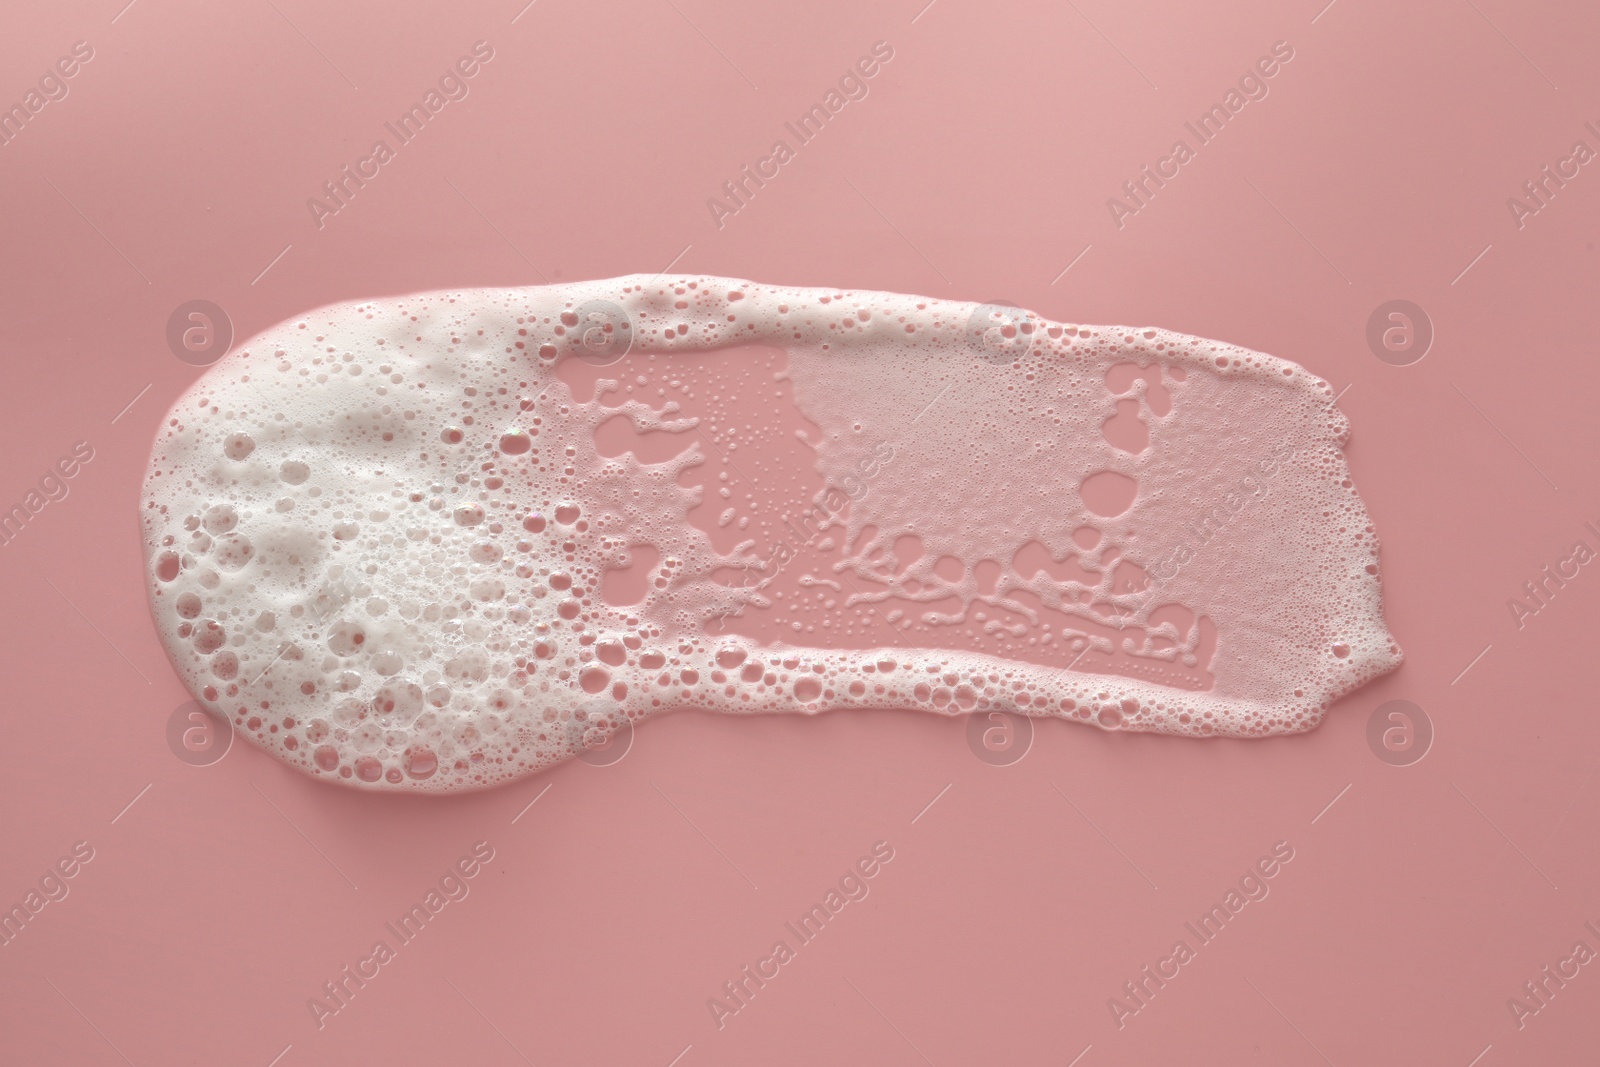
[141,276,1401,792]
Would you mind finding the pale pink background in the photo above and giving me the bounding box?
[3,0,1598,1064]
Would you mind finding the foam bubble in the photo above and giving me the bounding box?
[141,276,1401,792]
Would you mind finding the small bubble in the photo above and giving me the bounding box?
[223,433,254,460]
[156,552,181,582]
[404,747,438,779]
[202,505,238,534]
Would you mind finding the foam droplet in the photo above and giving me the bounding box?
[141,275,1401,793]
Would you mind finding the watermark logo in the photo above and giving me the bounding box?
[166,299,233,367]
[570,299,634,366]
[1365,300,1432,367]
[573,717,634,766]
[166,700,234,767]
[966,709,1033,766]
[1366,699,1431,766]
[967,301,1036,365]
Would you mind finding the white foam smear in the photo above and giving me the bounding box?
[142,276,1401,791]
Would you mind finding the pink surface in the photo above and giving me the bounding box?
[2,0,1597,1064]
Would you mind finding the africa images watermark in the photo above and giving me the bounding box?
[706,41,896,230]
[1506,918,1600,1031]
[1505,517,1600,630]
[0,440,96,550]
[1108,840,1296,1029]
[306,840,495,1029]
[706,840,895,1030]
[0,40,95,149]
[721,440,896,590]
[1145,440,1294,584]
[306,41,496,229]
[0,841,96,949]
[1506,120,1600,230]
[1105,40,1296,229]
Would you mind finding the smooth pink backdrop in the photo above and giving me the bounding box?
[2,1,1598,1064]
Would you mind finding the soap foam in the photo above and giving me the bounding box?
[141,276,1401,792]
